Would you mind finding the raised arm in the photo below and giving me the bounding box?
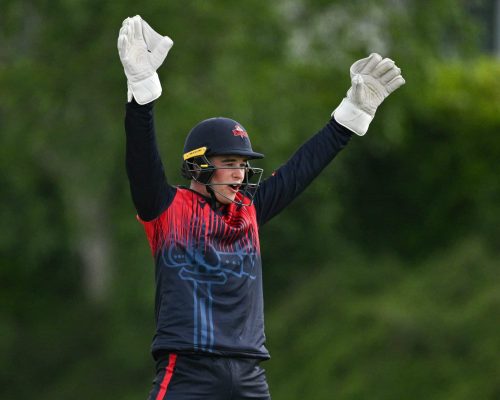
[254,119,352,226]
[255,53,405,226]
[118,15,176,221]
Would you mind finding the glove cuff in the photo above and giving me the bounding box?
[332,98,373,136]
[128,72,162,105]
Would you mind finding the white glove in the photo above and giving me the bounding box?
[117,15,173,104]
[332,53,405,136]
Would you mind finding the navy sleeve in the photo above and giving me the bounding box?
[125,99,176,221]
[254,118,352,226]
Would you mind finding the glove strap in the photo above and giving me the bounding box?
[128,72,162,105]
[332,98,373,136]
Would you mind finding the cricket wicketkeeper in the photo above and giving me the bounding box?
[118,15,405,400]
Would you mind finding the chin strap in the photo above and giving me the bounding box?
[205,185,219,209]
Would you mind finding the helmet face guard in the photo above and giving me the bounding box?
[182,147,263,207]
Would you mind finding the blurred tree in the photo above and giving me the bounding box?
[335,58,500,259]
[0,0,498,399]
[266,238,500,400]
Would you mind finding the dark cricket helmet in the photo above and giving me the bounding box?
[183,117,264,161]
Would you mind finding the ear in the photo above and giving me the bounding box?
[192,163,201,179]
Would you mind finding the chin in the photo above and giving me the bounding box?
[217,193,235,205]
[220,197,234,205]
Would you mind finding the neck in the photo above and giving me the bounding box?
[190,181,220,208]
[190,180,209,197]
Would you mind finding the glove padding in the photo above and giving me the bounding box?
[333,53,405,136]
[117,15,173,104]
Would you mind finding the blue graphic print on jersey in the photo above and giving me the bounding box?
[160,216,257,351]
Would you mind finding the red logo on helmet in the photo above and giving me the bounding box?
[232,125,248,139]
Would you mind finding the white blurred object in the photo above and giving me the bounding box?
[333,53,405,136]
[117,15,173,104]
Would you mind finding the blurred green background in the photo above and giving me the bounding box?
[1,1,499,399]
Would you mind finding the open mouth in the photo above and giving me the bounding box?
[229,184,241,192]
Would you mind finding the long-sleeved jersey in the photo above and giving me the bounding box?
[125,100,352,360]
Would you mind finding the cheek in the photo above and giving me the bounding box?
[212,169,230,183]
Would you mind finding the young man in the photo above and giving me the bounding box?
[118,15,405,400]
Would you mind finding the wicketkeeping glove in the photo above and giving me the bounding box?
[332,53,405,136]
[117,15,173,104]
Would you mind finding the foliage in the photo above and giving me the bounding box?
[334,58,500,259]
[0,1,498,399]
[266,238,500,400]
